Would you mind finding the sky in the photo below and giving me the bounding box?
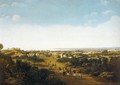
[0,0,120,50]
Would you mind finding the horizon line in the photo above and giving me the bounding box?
[3,47,120,51]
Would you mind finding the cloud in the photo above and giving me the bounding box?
[111,0,120,3]
[0,0,25,7]
[11,14,21,22]
[0,15,120,50]
[0,14,21,23]
[85,12,98,18]
[11,2,18,7]
[101,0,109,5]
[84,12,98,26]
[0,3,9,7]
[102,10,113,16]
[0,15,10,23]
[101,0,120,5]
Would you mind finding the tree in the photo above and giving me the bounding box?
[102,50,108,55]
[0,43,3,50]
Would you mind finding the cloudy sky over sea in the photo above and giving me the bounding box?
[0,0,120,50]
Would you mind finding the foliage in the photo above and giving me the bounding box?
[45,76,66,85]
[57,57,113,79]
[98,72,114,82]
[0,43,3,50]
[57,57,71,63]
[0,53,13,85]
[0,52,66,85]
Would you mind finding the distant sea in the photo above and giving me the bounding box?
[48,47,120,51]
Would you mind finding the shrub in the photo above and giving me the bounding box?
[45,76,66,85]
[98,72,114,82]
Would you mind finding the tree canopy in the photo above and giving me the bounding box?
[0,43,3,50]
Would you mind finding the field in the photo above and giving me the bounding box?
[31,54,120,85]
[0,48,120,85]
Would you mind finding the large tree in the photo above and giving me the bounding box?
[0,43,3,50]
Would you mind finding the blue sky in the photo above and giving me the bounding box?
[0,0,120,50]
[0,0,120,26]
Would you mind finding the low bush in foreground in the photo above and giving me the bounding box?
[0,53,66,85]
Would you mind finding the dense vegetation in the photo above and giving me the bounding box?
[0,53,66,85]
[57,53,120,82]
[0,43,120,85]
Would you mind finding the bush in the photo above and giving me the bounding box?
[91,72,100,76]
[57,58,70,63]
[45,76,66,85]
[0,53,13,85]
[80,67,91,74]
[98,72,114,82]
[1,58,66,85]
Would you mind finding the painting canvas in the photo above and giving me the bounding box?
[0,0,120,85]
